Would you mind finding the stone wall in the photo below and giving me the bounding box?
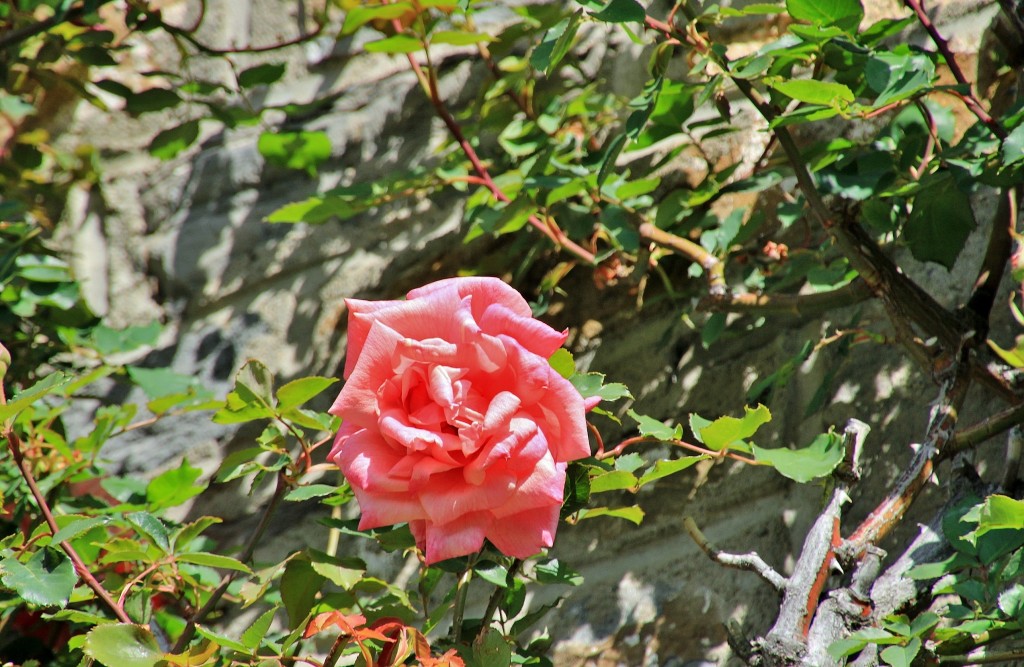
[54,1,1015,664]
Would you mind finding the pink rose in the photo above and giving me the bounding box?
[329,277,590,563]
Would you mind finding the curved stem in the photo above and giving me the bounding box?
[6,431,133,624]
[172,471,289,652]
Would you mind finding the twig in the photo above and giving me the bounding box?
[639,223,725,293]
[393,18,596,265]
[172,471,289,652]
[160,13,326,56]
[598,434,759,465]
[5,430,133,624]
[683,517,786,590]
[902,0,1008,140]
[477,559,521,642]
[939,645,1024,664]
[699,280,872,317]
[842,358,970,557]
[944,399,1024,457]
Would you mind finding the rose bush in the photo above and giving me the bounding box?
[329,277,591,563]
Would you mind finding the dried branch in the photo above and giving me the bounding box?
[842,359,970,558]
[945,399,1024,457]
[759,420,870,663]
[683,516,787,591]
[699,281,872,317]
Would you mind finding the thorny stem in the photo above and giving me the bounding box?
[901,0,1008,140]
[393,19,597,266]
[5,429,134,625]
[450,566,473,644]
[599,435,761,466]
[173,471,289,652]
[945,399,1024,457]
[477,559,521,642]
[843,359,971,557]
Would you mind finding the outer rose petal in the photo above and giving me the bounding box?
[422,512,490,563]
[486,504,560,559]
[407,277,533,319]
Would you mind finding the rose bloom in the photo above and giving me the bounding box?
[329,277,591,563]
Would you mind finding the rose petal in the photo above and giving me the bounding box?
[479,303,568,358]
[485,504,559,559]
[423,512,490,563]
[407,277,533,320]
[418,470,517,525]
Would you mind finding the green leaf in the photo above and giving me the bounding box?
[431,30,494,45]
[89,322,161,355]
[214,360,277,424]
[590,470,638,493]
[124,88,180,116]
[364,34,423,54]
[578,505,645,524]
[149,120,200,159]
[125,366,198,400]
[474,560,510,587]
[194,624,251,653]
[0,372,71,422]
[768,79,853,106]
[786,0,863,30]
[125,511,171,552]
[284,484,337,501]
[176,552,252,574]
[83,624,165,667]
[629,410,683,441]
[866,51,935,107]
[697,404,771,451]
[146,458,207,510]
[548,348,575,379]
[530,11,583,76]
[172,516,222,550]
[469,628,513,667]
[880,637,920,667]
[257,131,332,175]
[51,517,111,545]
[752,432,845,483]
[977,494,1024,534]
[571,372,632,401]
[534,558,583,586]
[281,556,326,628]
[1003,124,1024,165]
[242,605,279,650]
[591,0,646,23]
[0,547,77,608]
[238,63,286,88]
[637,456,707,487]
[341,2,413,34]
[308,549,365,589]
[275,376,338,411]
[998,584,1024,618]
[904,174,976,269]
[597,133,627,189]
